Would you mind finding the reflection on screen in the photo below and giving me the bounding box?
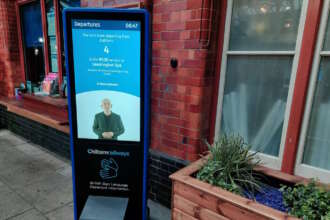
[72,19,141,141]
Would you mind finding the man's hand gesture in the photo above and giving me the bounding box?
[102,132,114,139]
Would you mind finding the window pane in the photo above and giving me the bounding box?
[229,0,302,51]
[59,0,80,76]
[220,55,292,156]
[322,8,330,51]
[46,0,58,72]
[20,1,45,86]
[302,57,330,170]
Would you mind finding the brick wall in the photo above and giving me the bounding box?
[0,0,22,97]
[151,0,220,161]
[81,0,144,7]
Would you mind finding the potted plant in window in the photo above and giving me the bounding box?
[170,134,330,220]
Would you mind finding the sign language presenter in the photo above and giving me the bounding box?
[93,98,125,140]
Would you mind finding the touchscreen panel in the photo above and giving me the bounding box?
[71,19,141,141]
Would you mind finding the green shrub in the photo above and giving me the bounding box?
[280,180,330,220]
[196,134,263,197]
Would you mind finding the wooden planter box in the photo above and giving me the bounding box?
[170,157,306,220]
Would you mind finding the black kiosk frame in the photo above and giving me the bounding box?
[63,8,150,220]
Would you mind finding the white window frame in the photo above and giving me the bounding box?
[215,0,308,170]
[295,0,330,183]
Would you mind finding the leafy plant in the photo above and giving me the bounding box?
[196,134,263,197]
[280,180,330,220]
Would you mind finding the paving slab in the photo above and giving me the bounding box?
[15,173,73,214]
[0,190,32,220]
[0,130,28,147]
[46,203,74,220]
[55,164,73,178]
[148,200,171,220]
[0,160,57,190]
[8,209,47,220]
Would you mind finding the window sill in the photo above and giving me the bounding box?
[0,95,69,134]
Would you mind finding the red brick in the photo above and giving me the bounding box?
[153,0,163,5]
[175,85,187,93]
[180,128,201,139]
[152,49,161,58]
[177,50,193,60]
[186,137,201,147]
[182,59,206,69]
[166,1,187,12]
[150,137,161,149]
[153,13,162,23]
[152,32,161,41]
[187,0,203,9]
[165,41,185,50]
[159,50,170,58]
[158,106,181,118]
[181,11,193,20]
[170,11,181,22]
[161,138,179,149]
[167,118,185,127]
[182,112,202,122]
[159,100,185,110]
[191,9,203,19]
[153,4,165,13]
[193,50,208,59]
[179,31,191,40]
[158,144,185,160]
[161,13,171,22]
[152,41,165,49]
[161,130,182,143]
[185,144,200,154]
[152,57,168,66]
[184,95,201,105]
[152,91,164,98]
[167,22,186,31]
[161,31,180,41]
[189,104,202,113]
[153,23,167,32]
[186,20,201,30]
[185,153,199,161]
[184,40,201,49]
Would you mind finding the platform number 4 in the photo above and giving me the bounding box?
[104,46,109,54]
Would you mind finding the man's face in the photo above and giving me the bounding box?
[102,100,111,112]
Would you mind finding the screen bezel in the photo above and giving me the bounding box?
[65,10,145,145]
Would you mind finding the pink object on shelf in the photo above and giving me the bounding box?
[42,73,58,94]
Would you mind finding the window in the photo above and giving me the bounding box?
[215,0,308,170]
[295,0,330,183]
[19,1,45,88]
[46,0,58,73]
[17,0,80,96]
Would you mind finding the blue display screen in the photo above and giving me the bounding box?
[72,19,141,141]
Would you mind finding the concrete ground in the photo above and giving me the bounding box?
[0,129,171,220]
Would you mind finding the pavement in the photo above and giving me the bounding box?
[0,129,171,220]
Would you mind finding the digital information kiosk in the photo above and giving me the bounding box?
[63,8,150,220]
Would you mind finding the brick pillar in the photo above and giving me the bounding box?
[151,0,219,161]
[0,0,22,97]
